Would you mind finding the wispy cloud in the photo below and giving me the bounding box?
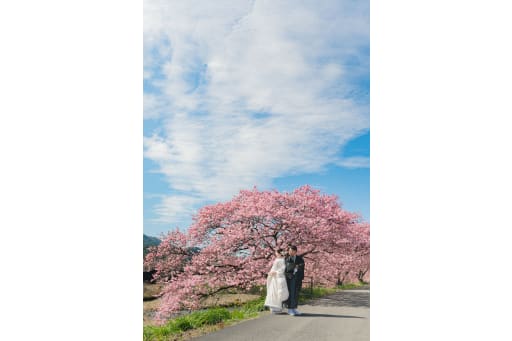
[151,195,203,224]
[336,156,370,169]
[144,0,369,225]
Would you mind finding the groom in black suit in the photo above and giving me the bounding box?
[284,245,305,316]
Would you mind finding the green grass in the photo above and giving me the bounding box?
[229,309,246,320]
[187,308,231,328]
[143,325,176,341]
[336,282,368,290]
[240,296,265,313]
[298,286,337,304]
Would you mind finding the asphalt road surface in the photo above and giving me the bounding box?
[192,288,370,341]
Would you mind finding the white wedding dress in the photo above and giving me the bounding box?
[264,258,289,310]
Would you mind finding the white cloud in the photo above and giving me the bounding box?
[336,157,370,169]
[144,0,369,225]
[143,93,168,120]
[151,195,203,224]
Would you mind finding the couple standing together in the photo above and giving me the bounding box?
[264,245,305,316]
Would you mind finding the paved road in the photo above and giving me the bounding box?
[192,289,370,341]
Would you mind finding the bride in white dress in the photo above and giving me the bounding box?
[264,249,289,313]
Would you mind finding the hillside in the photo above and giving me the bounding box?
[143,234,161,256]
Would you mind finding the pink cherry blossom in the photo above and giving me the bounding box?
[144,185,369,322]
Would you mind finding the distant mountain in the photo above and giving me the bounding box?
[143,234,161,256]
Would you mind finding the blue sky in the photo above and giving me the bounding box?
[143,0,369,237]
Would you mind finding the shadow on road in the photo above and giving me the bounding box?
[307,290,370,308]
[296,313,364,319]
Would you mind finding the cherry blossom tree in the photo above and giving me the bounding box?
[144,229,196,282]
[144,185,369,323]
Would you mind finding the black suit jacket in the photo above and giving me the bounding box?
[285,255,305,280]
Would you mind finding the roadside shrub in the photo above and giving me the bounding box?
[203,308,231,325]
[242,297,265,313]
[172,317,193,331]
[187,308,231,328]
[144,325,173,341]
[229,309,246,320]
[143,326,156,341]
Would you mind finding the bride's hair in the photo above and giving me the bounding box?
[276,248,285,256]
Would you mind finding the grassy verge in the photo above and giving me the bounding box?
[143,297,266,341]
[298,286,337,304]
[298,281,368,304]
[143,284,261,326]
[338,281,368,289]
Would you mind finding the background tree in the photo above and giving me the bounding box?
[144,229,193,282]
